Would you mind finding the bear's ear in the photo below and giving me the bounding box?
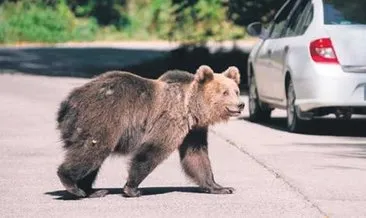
[223,66,240,84]
[194,65,214,84]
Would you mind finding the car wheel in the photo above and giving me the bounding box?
[248,75,271,122]
[286,80,306,133]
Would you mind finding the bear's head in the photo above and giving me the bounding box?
[191,65,245,126]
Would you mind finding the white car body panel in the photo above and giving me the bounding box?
[248,0,366,114]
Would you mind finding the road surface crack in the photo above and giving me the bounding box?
[211,129,329,218]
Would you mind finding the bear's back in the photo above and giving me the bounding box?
[158,70,194,84]
[60,71,158,129]
[74,71,157,102]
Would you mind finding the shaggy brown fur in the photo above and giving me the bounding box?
[56,65,244,198]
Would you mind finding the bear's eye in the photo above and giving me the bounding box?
[235,90,239,96]
[223,90,229,96]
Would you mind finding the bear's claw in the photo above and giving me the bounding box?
[122,186,141,198]
[206,187,235,194]
[87,189,109,198]
[66,187,87,198]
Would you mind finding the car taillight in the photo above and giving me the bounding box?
[309,38,339,64]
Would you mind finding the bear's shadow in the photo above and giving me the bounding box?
[45,186,206,200]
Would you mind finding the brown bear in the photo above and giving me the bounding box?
[56,65,244,198]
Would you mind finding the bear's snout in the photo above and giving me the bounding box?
[238,102,245,111]
[225,102,245,117]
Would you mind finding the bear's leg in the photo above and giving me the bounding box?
[57,147,110,198]
[76,168,99,193]
[123,143,173,197]
[179,128,234,194]
[76,168,109,198]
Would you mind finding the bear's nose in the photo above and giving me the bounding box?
[238,102,245,110]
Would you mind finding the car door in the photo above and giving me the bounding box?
[255,0,299,102]
[270,0,313,101]
[253,30,275,99]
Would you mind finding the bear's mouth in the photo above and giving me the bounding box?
[226,107,241,117]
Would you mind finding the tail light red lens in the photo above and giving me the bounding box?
[309,38,339,64]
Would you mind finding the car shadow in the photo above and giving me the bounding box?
[293,142,366,160]
[0,44,250,91]
[45,186,206,200]
[241,116,366,137]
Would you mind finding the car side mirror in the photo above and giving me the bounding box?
[247,22,263,37]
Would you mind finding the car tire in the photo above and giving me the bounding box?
[248,74,271,122]
[286,79,307,133]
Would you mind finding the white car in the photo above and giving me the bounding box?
[246,0,366,133]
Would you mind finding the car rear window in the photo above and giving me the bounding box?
[323,0,366,25]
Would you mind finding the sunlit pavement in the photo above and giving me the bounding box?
[0,73,365,218]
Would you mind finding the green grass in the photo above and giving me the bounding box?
[0,1,76,43]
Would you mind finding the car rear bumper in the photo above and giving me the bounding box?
[296,100,366,112]
[294,64,366,112]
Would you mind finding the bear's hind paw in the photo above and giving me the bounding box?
[122,186,141,198]
[66,187,87,198]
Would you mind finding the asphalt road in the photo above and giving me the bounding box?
[0,73,365,218]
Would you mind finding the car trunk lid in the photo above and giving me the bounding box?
[325,26,366,71]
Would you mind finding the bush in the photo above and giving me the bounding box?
[168,0,245,44]
[116,0,178,40]
[0,0,247,44]
[0,0,97,43]
[71,18,99,41]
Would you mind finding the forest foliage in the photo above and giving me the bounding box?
[0,0,286,44]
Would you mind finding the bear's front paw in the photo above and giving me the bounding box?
[122,186,141,198]
[207,187,235,194]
